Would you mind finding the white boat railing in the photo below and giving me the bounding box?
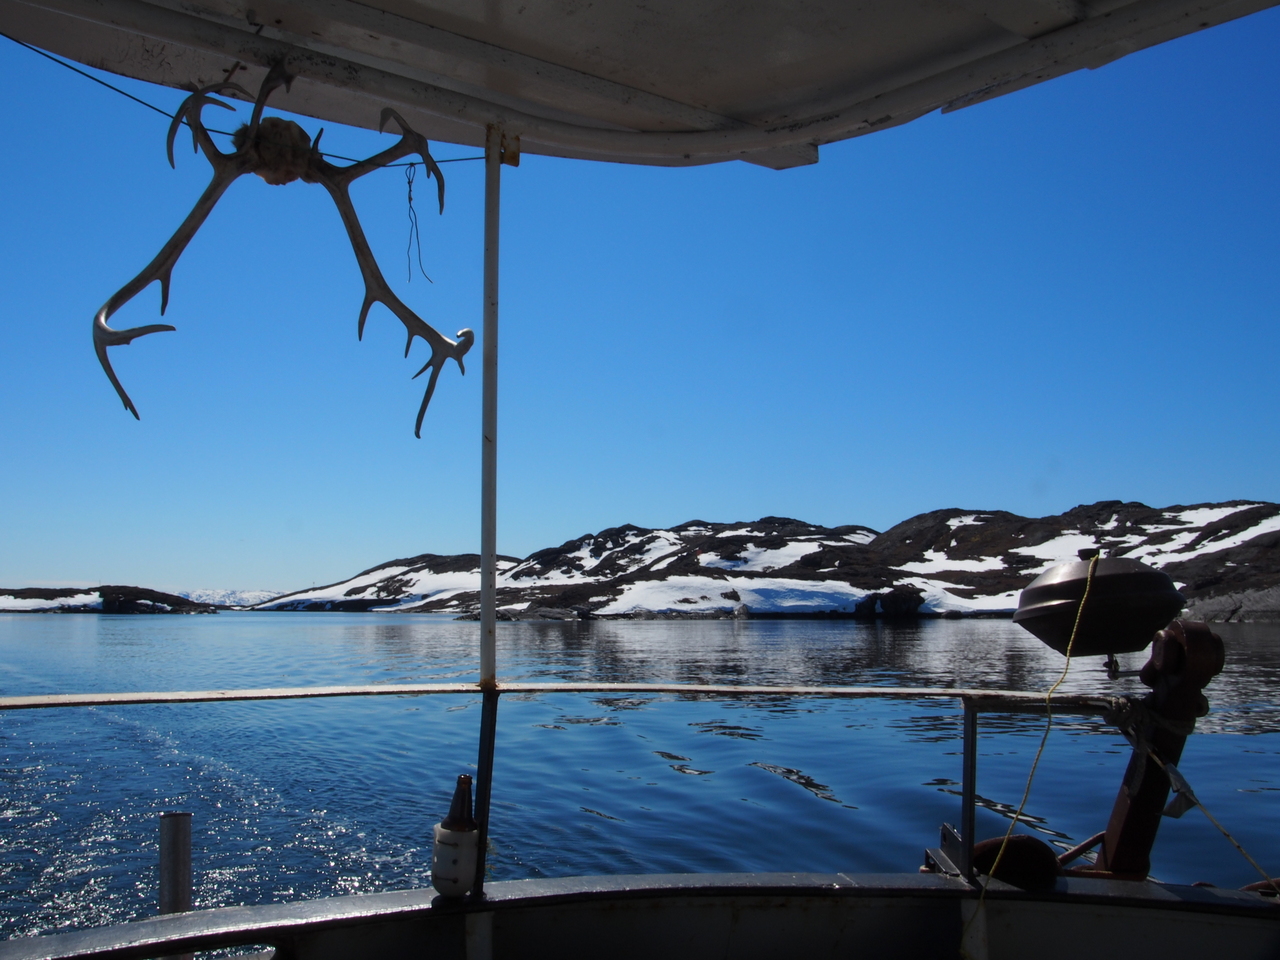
[0,682,1113,712]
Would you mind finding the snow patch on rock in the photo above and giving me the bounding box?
[702,542,821,572]
[0,592,101,612]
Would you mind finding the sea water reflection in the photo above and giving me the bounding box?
[1,613,1278,939]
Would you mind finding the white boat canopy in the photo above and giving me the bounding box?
[0,0,1274,169]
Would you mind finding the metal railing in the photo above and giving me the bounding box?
[0,680,1117,884]
[0,681,1114,712]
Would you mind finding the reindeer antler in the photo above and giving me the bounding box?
[309,108,472,437]
[94,65,469,433]
[94,80,256,418]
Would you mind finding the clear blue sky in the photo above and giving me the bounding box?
[2,11,1279,593]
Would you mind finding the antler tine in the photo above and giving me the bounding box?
[315,108,444,192]
[313,166,470,435]
[165,82,251,168]
[379,108,445,212]
[93,162,246,418]
[247,63,294,134]
[410,328,475,436]
[93,314,176,419]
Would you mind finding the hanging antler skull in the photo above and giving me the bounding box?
[93,63,473,436]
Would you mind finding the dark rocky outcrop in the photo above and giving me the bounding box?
[0,585,216,614]
[98,585,217,614]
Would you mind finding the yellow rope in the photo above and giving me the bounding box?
[958,556,1279,958]
[959,554,1098,957]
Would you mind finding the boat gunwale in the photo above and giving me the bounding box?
[0,872,1276,960]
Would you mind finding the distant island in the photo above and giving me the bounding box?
[9,500,1272,622]
[0,585,218,614]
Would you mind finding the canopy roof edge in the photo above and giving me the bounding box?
[0,0,1274,168]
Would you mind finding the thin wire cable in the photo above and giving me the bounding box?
[0,29,174,120]
[1142,748,1280,895]
[405,164,432,282]
[1195,800,1280,894]
[960,554,1098,957]
[0,31,483,167]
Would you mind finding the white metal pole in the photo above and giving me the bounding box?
[479,125,501,688]
[471,124,503,900]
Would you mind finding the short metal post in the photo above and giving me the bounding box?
[159,811,192,914]
[961,701,977,880]
[158,811,194,960]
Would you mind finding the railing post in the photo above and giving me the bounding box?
[159,811,192,914]
[159,811,193,960]
[471,689,499,899]
[961,700,977,881]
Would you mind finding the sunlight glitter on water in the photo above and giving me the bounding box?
[2,613,1278,938]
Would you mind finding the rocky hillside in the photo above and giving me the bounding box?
[256,500,1280,621]
[0,585,218,614]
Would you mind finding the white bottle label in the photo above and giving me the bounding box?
[431,823,478,897]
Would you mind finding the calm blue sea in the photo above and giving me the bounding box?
[1,613,1278,939]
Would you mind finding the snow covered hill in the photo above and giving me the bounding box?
[255,501,1280,621]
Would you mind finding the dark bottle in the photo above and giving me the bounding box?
[441,774,477,832]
